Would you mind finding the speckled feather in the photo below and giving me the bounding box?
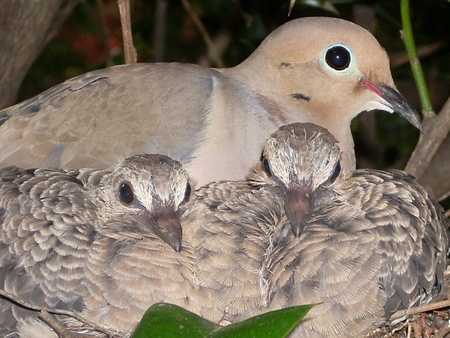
[257,123,449,337]
[0,154,193,336]
[181,124,446,334]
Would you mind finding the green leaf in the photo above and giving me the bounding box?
[132,303,219,338]
[209,305,315,338]
[132,303,314,338]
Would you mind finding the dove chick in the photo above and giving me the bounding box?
[256,123,448,337]
[0,154,192,336]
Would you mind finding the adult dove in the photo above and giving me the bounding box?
[0,17,421,186]
[0,154,193,336]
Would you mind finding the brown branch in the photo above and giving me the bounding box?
[405,95,450,179]
[390,299,450,320]
[0,289,115,337]
[39,310,94,338]
[117,0,137,64]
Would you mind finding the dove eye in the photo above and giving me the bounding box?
[325,45,351,71]
[329,161,341,183]
[119,183,134,204]
[263,158,272,177]
[184,183,191,203]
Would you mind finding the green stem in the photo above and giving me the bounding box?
[400,0,433,114]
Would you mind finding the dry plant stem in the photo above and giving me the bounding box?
[405,96,450,178]
[39,311,92,338]
[179,0,224,68]
[117,0,137,64]
[0,289,114,337]
[391,298,450,320]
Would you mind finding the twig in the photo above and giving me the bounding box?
[39,310,93,338]
[390,299,450,320]
[405,96,450,179]
[0,289,114,337]
[117,0,137,64]
[179,0,224,68]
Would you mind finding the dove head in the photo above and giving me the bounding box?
[233,17,420,170]
[97,154,192,252]
[261,123,341,238]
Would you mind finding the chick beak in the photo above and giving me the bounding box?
[285,184,313,238]
[361,80,422,131]
[153,210,182,252]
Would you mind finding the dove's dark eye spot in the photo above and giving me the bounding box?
[184,183,191,203]
[325,45,351,71]
[263,158,272,177]
[329,161,341,183]
[119,183,134,204]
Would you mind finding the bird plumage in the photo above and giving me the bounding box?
[255,123,449,337]
[0,17,420,186]
[0,154,192,336]
[1,124,446,337]
[181,123,447,337]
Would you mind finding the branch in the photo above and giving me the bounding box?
[405,96,450,178]
[39,310,92,338]
[117,0,137,64]
[0,289,115,337]
[390,298,450,320]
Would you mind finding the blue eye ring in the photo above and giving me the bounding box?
[325,45,351,71]
[119,183,134,204]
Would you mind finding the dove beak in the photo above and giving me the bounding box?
[152,210,183,252]
[361,80,422,131]
[284,184,313,238]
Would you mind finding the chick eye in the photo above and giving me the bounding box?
[119,183,134,204]
[184,183,191,203]
[263,158,272,177]
[325,45,351,71]
[329,161,341,183]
